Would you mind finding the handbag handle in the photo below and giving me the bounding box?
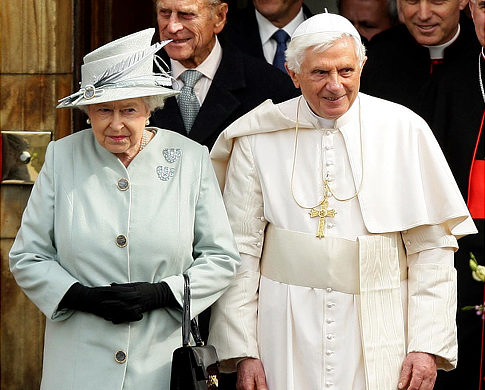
[182,273,204,347]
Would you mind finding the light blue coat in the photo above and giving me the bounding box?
[9,128,240,390]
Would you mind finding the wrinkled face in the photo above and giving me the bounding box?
[287,38,365,119]
[87,98,150,157]
[253,0,303,27]
[398,0,468,46]
[470,0,485,46]
[156,0,227,68]
[340,0,394,41]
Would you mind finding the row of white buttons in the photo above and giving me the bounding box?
[325,288,335,387]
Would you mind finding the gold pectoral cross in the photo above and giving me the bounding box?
[309,181,336,238]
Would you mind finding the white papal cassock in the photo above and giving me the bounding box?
[208,94,476,390]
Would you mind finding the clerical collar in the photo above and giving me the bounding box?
[424,24,460,60]
[255,7,305,45]
[170,37,222,85]
[303,99,336,128]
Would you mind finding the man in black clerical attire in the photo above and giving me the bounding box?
[361,1,484,389]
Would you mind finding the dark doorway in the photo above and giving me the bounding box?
[72,0,156,132]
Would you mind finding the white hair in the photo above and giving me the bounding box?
[286,32,367,74]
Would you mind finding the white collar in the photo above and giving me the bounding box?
[170,37,222,82]
[424,24,460,60]
[255,7,305,45]
[302,99,336,129]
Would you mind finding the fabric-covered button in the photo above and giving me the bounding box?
[326,287,332,293]
[116,235,127,248]
[326,350,334,355]
[258,229,264,235]
[115,350,127,363]
[256,242,262,247]
[117,178,129,191]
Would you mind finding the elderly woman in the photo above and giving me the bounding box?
[9,28,239,390]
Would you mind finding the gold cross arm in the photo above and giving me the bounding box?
[309,199,336,238]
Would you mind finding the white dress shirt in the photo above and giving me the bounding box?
[170,37,223,105]
[255,8,305,64]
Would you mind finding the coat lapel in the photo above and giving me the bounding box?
[187,44,246,145]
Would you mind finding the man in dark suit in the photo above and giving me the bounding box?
[360,1,484,389]
[151,0,299,149]
[221,0,312,72]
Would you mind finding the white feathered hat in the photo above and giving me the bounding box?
[57,28,178,108]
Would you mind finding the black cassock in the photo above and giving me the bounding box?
[361,14,484,390]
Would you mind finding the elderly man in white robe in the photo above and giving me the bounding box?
[208,12,477,390]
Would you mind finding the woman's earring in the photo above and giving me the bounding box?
[145,117,150,126]
[86,118,91,125]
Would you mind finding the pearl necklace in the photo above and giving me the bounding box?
[139,129,150,151]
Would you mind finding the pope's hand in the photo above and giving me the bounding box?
[236,358,268,390]
[398,352,437,390]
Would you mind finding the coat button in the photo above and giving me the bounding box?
[116,234,127,247]
[117,178,129,191]
[115,350,127,364]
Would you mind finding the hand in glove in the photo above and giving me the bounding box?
[59,282,143,324]
[110,281,178,315]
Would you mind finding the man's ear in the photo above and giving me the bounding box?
[214,2,228,34]
[285,64,301,89]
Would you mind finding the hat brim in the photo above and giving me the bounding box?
[57,86,179,108]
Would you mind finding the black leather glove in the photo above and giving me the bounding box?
[59,282,143,324]
[110,281,179,314]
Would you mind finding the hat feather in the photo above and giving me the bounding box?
[94,40,171,86]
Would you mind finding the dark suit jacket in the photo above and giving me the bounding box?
[220,2,313,62]
[151,40,299,149]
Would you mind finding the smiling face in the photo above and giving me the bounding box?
[470,0,485,46]
[156,0,227,68]
[87,98,150,162]
[340,0,394,41]
[287,37,365,119]
[398,0,468,46]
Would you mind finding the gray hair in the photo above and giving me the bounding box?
[286,32,366,74]
[78,95,167,115]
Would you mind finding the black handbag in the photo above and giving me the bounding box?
[170,274,220,390]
